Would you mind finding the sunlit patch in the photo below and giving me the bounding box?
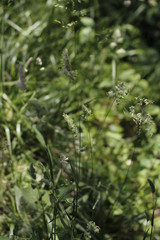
[126,159,132,166]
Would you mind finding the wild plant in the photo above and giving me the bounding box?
[0,1,159,240]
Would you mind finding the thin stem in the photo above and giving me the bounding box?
[88,129,93,175]
[150,194,156,240]
[53,206,57,240]
[1,7,4,88]
[0,5,5,127]
[112,58,116,89]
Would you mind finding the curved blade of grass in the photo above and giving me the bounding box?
[2,93,18,112]
[16,121,23,144]
[32,125,46,148]
[143,228,149,240]
[3,125,12,155]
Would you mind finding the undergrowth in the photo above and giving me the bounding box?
[1,1,160,240]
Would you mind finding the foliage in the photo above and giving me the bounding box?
[0,0,160,239]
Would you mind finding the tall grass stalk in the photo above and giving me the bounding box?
[0,5,4,90]
[150,193,156,240]
[0,3,4,130]
[112,59,116,89]
[70,3,82,237]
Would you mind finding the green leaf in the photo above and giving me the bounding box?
[28,163,36,179]
[57,186,73,204]
[80,17,94,27]
[147,179,155,193]
[32,125,46,148]
[145,210,150,222]
[14,186,39,214]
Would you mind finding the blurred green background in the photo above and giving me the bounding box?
[1,0,160,239]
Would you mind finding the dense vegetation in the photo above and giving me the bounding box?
[1,0,160,239]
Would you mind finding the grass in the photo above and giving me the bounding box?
[1,0,160,239]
